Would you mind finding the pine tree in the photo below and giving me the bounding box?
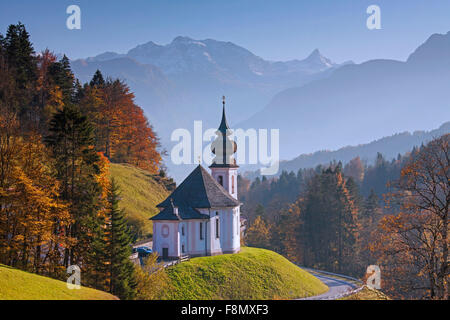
[105,179,136,299]
[45,105,101,267]
[90,69,105,87]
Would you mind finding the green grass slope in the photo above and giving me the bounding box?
[0,265,117,300]
[109,163,170,239]
[163,247,328,300]
[340,286,390,300]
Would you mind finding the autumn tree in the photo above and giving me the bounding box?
[245,215,271,249]
[0,109,71,277]
[301,166,359,274]
[372,134,450,299]
[135,253,170,300]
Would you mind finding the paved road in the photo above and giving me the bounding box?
[298,270,361,300]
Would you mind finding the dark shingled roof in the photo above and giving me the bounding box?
[156,165,241,210]
[151,203,209,221]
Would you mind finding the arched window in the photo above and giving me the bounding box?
[232,175,235,193]
[218,175,223,186]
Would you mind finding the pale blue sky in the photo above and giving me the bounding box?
[1,0,450,63]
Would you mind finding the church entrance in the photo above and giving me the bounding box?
[162,248,169,260]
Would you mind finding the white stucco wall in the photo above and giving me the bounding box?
[210,167,238,199]
[152,221,180,258]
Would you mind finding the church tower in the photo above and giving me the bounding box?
[210,97,238,199]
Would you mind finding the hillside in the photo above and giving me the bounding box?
[109,163,170,240]
[163,247,328,300]
[340,287,390,300]
[242,121,450,179]
[0,265,117,300]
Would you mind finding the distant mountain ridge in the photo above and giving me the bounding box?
[70,37,347,181]
[239,31,450,160]
[242,121,450,179]
[71,36,345,137]
[85,36,342,79]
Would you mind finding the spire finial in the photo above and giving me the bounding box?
[218,96,230,134]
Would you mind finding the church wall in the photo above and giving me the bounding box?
[210,167,238,199]
[186,219,208,256]
[152,221,180,259]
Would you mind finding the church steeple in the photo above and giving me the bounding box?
[210,96,237,168]
[218,96,230,135]
[210,97,238,199]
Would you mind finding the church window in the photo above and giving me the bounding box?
[162,225,169,238]
[200,222,203,240]
[218,175,223,186]
[232,175,235,193]
[182,225,185,236]
[182,244,185,253]
[216,218,220,239]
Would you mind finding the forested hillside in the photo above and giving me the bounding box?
[242,136,449,300]
[0,23,166,299]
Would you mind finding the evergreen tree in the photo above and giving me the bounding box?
[47,55,74,105]
[90,69,105,87]
[45,105,101,267]
[105,179,136,299]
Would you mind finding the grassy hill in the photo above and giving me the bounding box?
[109,163,170,239]
[340,286,390,300]
[163,247,328,300]
[0,264,117,300]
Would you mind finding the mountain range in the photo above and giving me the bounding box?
[70,32,450,181]
[239,31,450,160]
[71,37,346,133]
[241,121,450,180]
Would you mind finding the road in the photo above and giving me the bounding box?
[298,269,362,300]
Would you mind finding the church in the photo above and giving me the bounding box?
[151,98,241,260]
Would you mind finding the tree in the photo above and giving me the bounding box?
[0,109,71,276]
[301,166,359,274]
[104,179,136,299]
[90,69,105,87]
[344,157,365,183]
[134,253,170,300]
[245,215,271,249]
[45,105,101,267]
[373,134,449,299]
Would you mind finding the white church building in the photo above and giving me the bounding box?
[151,99,241,259]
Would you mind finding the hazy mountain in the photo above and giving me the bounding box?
[71,37,344,181]
[241,121,450,180]
[71,57,175,125]
[238,31,450,161]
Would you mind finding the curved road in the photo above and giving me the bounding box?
[298,270,362,300]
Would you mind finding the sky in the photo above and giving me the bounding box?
[1,1,450,63]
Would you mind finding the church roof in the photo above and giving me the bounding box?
[156,165,240,210]
[217,103,230,135]
[151,203,208,221]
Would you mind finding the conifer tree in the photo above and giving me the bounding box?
[105,179,136,299]
[45,105,101,267]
